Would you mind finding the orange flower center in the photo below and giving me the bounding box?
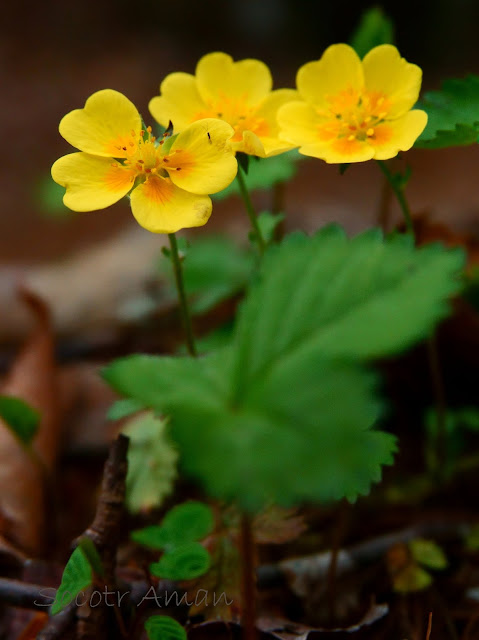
[317,87,392,144]
[193,94,269,142]
[110,128,183,182]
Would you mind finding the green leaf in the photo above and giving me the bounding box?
[107,398,144,421]
[78,538,104,578]
[416,75,479,149]
[161,235,255,315]
[0,395,40,447]
[104,227,463,512]
[51,547,92,615]
[145,615,186,640]
[161,501,214,542]
[150,542,211,580]
[132,501,214,550]
[121,412,178,514]
[409,538,448,570]
[231,227,464,397]
[213,151,299,201]
[350,7,394,58]
[132,525,173,550]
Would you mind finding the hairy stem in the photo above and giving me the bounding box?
[376,159,414,235]
[236,165,266,255]
[168,233,197,357]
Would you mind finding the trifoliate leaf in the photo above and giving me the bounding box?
[132,525,173,550]
[213,151,299,201]
[160,501,214,543]
[104,226,462,512]
[145,615,186,640]
[51,547,92,615]
[163,235,255,315]
[409,538,448,570]
[132,501,214,551]
[0,395,40,447]
[107,398,144,421]
[150,542,210,580]
[350,7,394,58]
[121,412,178,514]
[416,75,479,149]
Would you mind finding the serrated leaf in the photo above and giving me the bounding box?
[416,75,479,149]
[107,398,144,421]
[121,412,178,514]
[145,615,186,640]
[105,227,462,512]
[132,525,173,550]
[213,151,299,201]
[161,501,214,543]
[51,547,92,615]
[409,538,448,570]
[150,542,210,580]
[133,501,214,550]
[0,395,40,447]
[231,226,464,398]
[350,7,394,58]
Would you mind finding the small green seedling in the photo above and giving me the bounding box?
[132,500,214,581]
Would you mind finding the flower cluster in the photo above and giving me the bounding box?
[52,45,427,233]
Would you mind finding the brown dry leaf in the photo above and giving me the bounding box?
[0,288,60,556]
[253,506,307,545]
[0,227,169,344]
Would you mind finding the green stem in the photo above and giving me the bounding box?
[236,165,266,255]
[376,159,414,235]
[376,161,450,482]
[168,233,197,357]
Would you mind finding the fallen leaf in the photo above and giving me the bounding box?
[0,288,60,555]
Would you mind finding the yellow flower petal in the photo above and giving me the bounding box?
[149,72,206,130]
[167,118,237,194]
[196,52,272,107]
[298,140,375,164]
[278,101,322,146]
[254,89,299,156]
[297,44,363,110]
[363,45,423,118]
[239,130,267,157]
[130,175,212,233]
[51,152,133,211]
[370,109,428,160]
[59,89,142,157]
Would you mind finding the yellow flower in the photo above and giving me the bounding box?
[51,89,238,233]
[278,44,428,163]
[149,52,298,158]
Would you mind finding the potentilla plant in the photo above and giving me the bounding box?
[50,9,476,638]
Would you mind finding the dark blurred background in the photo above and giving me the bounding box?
[2,0,479,263]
